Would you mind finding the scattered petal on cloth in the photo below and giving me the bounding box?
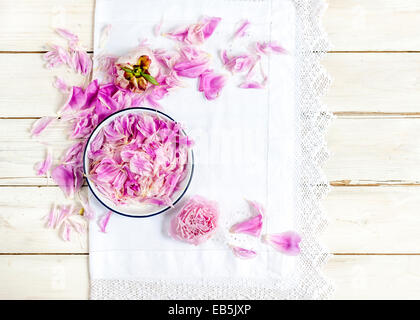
[98,211,112,233]
[255,41,287,55]
[233,20,250,39]
[262,231,302,256]
[98,24,112,51]
[239,81,266,89]
[230,200,264,237]
[231,246,257,259]
[174,59,210,78]
[169,195,219,245]
[154,20,163,37]
[166,16,221,45]
[198,70,227,100]
[221,50,255,74]
[34,148,53,176]
[241,58,267,89]
[248,200,265,216]
[31,116,55,137]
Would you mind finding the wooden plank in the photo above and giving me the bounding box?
[1,254,419,299]
[0,119,73,185]
[2,186,420,254]
[1,0,420,51]
[0,255,89,299]
[326,118,420,182]
[323,53,420,113]
[322,187,420,254]
[0,0,94,52]
[325,255,420,299]
[324,0,420,51]
[0,187,87,253]
[0,54,86,118]
[2,53,420,117]
[1,118,420,185]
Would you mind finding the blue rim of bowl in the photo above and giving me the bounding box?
[83,107,194,218]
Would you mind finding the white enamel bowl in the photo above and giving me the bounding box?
[83,107,194,218]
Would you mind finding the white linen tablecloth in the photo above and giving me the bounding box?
[89,0,332,299]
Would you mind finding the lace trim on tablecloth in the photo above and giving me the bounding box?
[91,0,333,299]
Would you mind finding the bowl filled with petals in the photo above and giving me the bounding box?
[83,107,194,218]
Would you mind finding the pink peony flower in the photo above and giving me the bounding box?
[169,195,219,245]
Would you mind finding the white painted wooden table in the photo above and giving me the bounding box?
[1,0,420,299]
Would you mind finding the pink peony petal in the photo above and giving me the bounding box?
[55,28,79,45]
[54,204,74,228]
[46,204,58,228]
[53,76,68,93]
[34,148,53,176]
[71,50,92,75]
[173,60,209,78]
[221,51,255,73]
[255,41,287,55]
[201,16,221,39]
[129,152,153,176]
[43,45,71,69]
[166,16,221,45]
[263,231,302,256]
[231,246,257,259]
[98,211,112,233]
[51,164,83,198]
[234,20,250,39]
[154,20,163,37]
[230,200,264,237]
[248,200,265,216]
[169,195,219,245]
[198,70,226,100]
[78,192,96,220]
[239,81,265,89]
[98,24,112,50]
[31,116,55,137]
[61,221,72,241]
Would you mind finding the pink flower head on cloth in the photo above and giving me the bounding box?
[169,195,219,245]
